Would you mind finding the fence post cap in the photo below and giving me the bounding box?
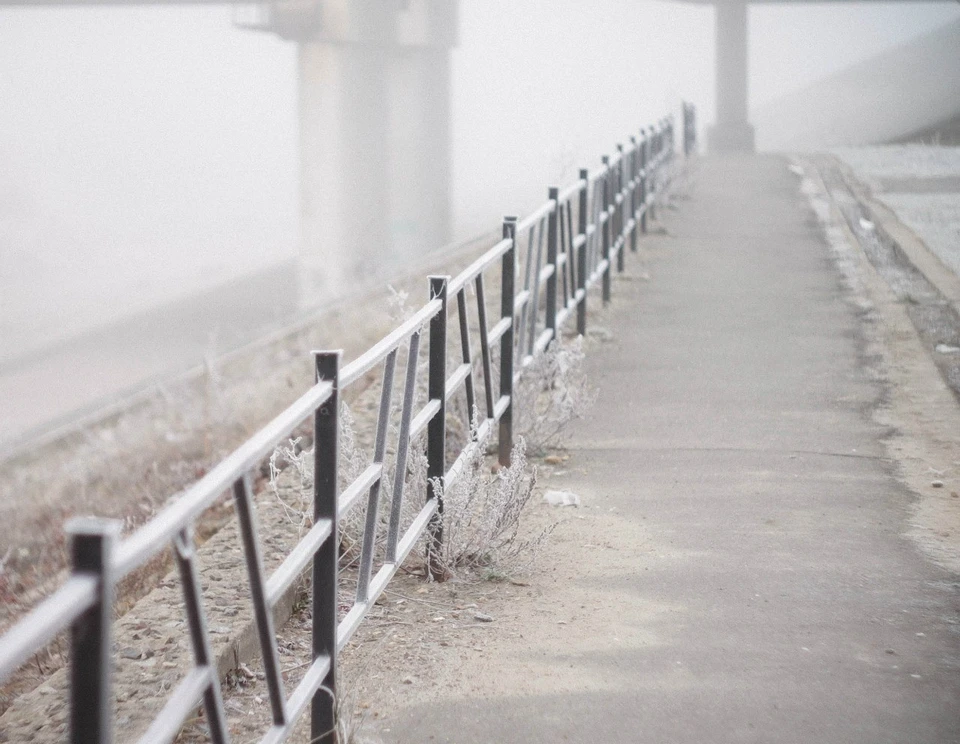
[428,275,450,299]
[65,517,122,538]
[311,349,343,358]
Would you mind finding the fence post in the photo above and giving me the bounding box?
[601,155,612,304]
[312,350,340,744]
[67,517,120,744]
[546,187,559,344]
[649,126,658,224]
[686,104,697,155]
[426,275,449,580]
[628,137,638,254]
[639,130,648,235]
[576,170,588,336]
[499,217,517,467]
[615,144,626,273]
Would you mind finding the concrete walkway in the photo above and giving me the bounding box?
[379,155,960,742]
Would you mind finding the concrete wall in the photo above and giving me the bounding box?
[753,18,960,151]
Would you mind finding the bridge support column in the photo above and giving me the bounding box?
[298,34,392,302]
[708,0,755,153]
[388,1,456,265]
[246,1,456,306]
[388,45,453,265]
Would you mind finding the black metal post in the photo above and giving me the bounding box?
[649,126,658,223]
[426,275,449,580]
[312,350,340,744]
[576,171,588,336]
[686,103,697,156]
[628,137,638,254]
[615,144,625,273]
[546,187,559,345]
[499,217,517,467]
[640,130,648,234]
[173,528,229,744]
[601,155,612,304]
[233,475,286,726]
[67,517,120,744]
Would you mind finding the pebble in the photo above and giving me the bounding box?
[543,490,581,507]
[587,326,615,342]
[473,612,494,623]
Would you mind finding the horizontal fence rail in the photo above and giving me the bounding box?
[0,109,693,744]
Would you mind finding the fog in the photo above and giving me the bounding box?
[2,0,959,363]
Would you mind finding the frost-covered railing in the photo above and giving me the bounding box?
[0,114,684,744]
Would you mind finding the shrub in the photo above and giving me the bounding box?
[431,437,550,578]
[515,336,595,455]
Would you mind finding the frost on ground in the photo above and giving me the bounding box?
[833,145,960,280]
[879,193,960,277]
[798,155,960,575]
[834,145,960,181]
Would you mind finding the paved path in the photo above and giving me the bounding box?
[379,155,960,742]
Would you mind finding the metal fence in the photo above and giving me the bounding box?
[0,111,690,744]
[683,101,698,157]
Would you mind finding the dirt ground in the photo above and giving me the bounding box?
[0,235,496,718]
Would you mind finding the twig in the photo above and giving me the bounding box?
[383,589,457,611]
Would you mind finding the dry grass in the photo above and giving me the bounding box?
[432,437,552,580]
[515,335,596,455]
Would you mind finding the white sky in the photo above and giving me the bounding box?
[1,0,958,348]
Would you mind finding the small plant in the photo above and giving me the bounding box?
[308,684,367,744]
[431,437,549,577]
[514,336,596,455]
[268,437,313,533]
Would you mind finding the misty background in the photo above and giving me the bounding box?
[2,0,959,364]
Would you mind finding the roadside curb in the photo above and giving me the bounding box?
[825,154,960,316]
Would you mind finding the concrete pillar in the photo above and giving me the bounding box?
[296,2,397,304]
[708,0,755,153]
[242,0,456,305]
[293,0,456,305]
[388,0,456,267]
